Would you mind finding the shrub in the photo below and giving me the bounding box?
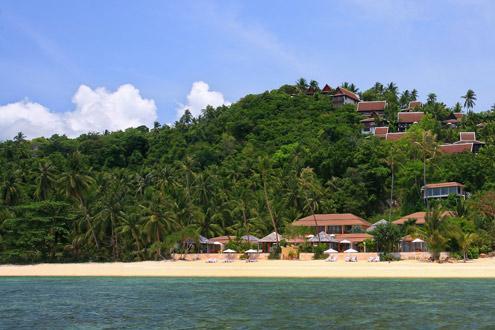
[313,244,328,260]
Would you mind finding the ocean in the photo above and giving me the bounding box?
[1,277,494,329]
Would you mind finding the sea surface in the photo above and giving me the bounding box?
[1,277,494,329]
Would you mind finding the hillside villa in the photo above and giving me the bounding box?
[397,111,425,132]
[422,182,466,200]
[332,87,360,107]
[439,132,485,154]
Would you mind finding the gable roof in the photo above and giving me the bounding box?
[439,143,473,154]
[393,211,455,225]
[423,182,464,189]
[460,132,476,141]
[357,101,387,112]
[333,87,360,102]
[292,214,371,227]
[398,111,425,123]
[321,84,332,94]
[259,232,283,243]
[408,101,422,110]
[308,231,339,243]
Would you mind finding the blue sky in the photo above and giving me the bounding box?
[0,0,494,138]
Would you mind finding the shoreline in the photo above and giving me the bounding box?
[1,258,495,278]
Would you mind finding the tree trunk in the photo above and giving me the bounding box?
[312,210,321,244]
[263,179,279,246]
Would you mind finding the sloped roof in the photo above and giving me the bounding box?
[392,211,455,225]
[357,101,387,112]
[386,132,406,141]
[423,182,464,189]
[209,236,234,244]
[460,132,476,141]
[374,127,389,135]
[259,232,283,243]
[408,101,422,110]
[334,233,372,242]
[398,111,425,123]
[308,231,339,243]
[292,214,371,227]
[439,143,473,154]
[366,219,389,232]
[333,87,360,102]
[241,235,260,243]
[321,84,332,93]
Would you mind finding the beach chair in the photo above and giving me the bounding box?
[351,256,358,262]
[368,256,374,262]
[331,255,337,262]
[345,256,351,262]
[206,258,217,263]
[373,256,380,262]
[324,256,333,262]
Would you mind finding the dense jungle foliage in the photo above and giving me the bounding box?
[1,80,495,263]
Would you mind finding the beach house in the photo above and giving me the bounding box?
[292,214,372,251]
[422,182,466,200]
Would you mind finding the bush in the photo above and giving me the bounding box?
[467,246,480,259]
[313,244,328,260]
[379,252,400,262]
[268,245,281,260]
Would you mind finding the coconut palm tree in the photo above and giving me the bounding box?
[118,212,144,260]
[452,102,463,113]
[462,89,476,112]
[295,78,308,93]
[416,207,453,261]
[427,93,437,104]
[1,174,21,206]
[34,161,56,200]
[298,167,324,243]
[309,80,319,91]
[256,156,279,245]
[457,232,478,262]
[411,89,418,100]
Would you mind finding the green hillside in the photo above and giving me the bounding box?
[1,81,495,263]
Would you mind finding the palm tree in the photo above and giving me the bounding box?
[411,89,418,101]
[386,82,398,95]
[34,161,56,200]
[257,156,279,245]
[373,82,384,93]
[141,196,176,259]
[416,207,452,261]
[457,232,478,262]
[427,93,437,104]
[118,212,144,260]
[295,78,308,93]
[298,167,324,243]
[1,174,21,205]
[452,102,463,113]
[414,130,437,207]
[309,80,319,91]
[13,132,26,143]
[462,89,476,112]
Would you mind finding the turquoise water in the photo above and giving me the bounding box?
[1,278,494,329]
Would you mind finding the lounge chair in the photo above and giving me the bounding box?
[345,256,351,262]
[351,256,358,262]
[325,256,335,262]
[206,258,217,263]
[373,256,380,262]
[368,256,374,262]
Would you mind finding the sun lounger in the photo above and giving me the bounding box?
[345,256,351,262]
[351,256,358,262]
[206,258,217,263]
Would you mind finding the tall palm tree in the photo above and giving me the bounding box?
[118,212,144,260]
[452,102,463,113]
[1,174,21,205]
[414,131,437,207]
[298,167,324,243]
[256,156,279,245]
[427,93,437,104]
[411,89,418,100]
[462,89,476,112]
[457,232,478,262]
[34,161,56,200]
[309,80,319,91]
[141,196,176,259]
[416,207,452,261]
[295,78,308,93]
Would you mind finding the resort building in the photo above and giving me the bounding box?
[406,101,422,111]
[321,84,332,94]
[292,214,372,251]
[397,112,425,132]
[442,113,464,127]
[422,182,466,200]
[259,232,283,253]
[392,211,454,226]
[357,101,387,117]
[385,132,406,141]
[332,87,360,107]
[439,132,485,154]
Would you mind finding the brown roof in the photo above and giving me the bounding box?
[408,101,422,109]
[357,101,387,112]
[454,113,464,119]
[398,111,425,123]
[460,132,476,141]
[334,87,360,102]
[439,143,473,154]
[393,211,455,225]
[292,214,371,227]
[423,182,464,189]
[374,127,389,135]
[386,132,406,141]
[334,233,372,243]
[360,117,376,123]
[209,236,234,244]
[321,84,332,93]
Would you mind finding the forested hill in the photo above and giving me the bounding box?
[1,81,495,262]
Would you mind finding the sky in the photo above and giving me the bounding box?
[0,0,494,139]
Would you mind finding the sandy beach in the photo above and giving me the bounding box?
[1,258,495,278]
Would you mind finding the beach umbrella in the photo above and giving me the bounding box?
[245,249,258,253]
[344,248,358,253]
[324,248,338,254]
[340,239,351,244]
[223,249,236,253]
[412,238,424,243]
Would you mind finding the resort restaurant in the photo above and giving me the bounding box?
[292,214,373,252]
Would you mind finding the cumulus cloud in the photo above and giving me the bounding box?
[0,84,157,140]
[177,81,230,118]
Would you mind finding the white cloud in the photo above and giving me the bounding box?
[177,81,230,118]
[0,84,157,140]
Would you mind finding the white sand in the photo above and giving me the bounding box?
[1,258,495,278]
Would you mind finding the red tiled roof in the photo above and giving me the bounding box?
[334,87,360,102]
[393,211,454,225]
[398,112,425,123]
[454,113,464,119]
[374,127,389,135]
[408,101,422,109]
[321,84,332,93]
[292,214,371,227]
[209,236,234,244]
[357,101,387,112]
[439,143,473,154]
[386,132,406,141]
[460,132,476,141]
[423,182,464,189]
